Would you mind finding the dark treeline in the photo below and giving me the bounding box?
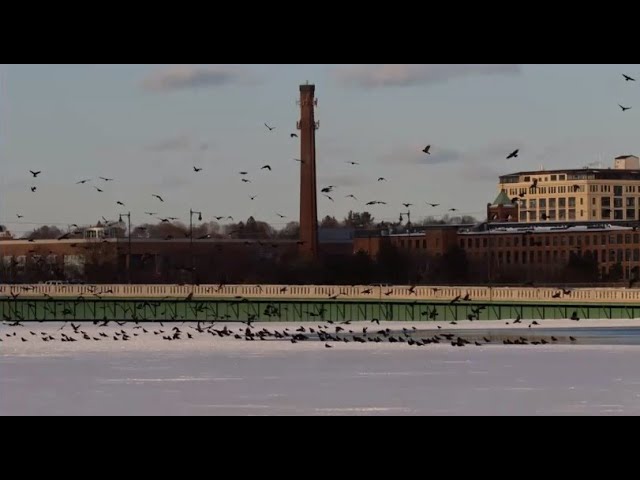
[8,211,478,241]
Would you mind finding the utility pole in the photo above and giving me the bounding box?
[119,212,131,284]
[190,209,202,285]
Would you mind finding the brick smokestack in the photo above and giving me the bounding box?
[298,84,319,259]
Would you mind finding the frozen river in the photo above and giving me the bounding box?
[2,321,640,415]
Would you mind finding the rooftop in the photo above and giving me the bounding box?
[460,223,634,236]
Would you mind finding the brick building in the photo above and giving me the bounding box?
[353,222,640,283]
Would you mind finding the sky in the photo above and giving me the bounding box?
[1,64,638,237]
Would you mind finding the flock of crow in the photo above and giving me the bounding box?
[13,72,637,236]
[0,317,579,348]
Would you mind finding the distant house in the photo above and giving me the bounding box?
[0,225,12,239]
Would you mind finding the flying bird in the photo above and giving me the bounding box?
[249,195,257,201]
[623,74,636,82]
[30,186,36,192]
[152,194,164,202]
[264,123,275,131]
[402,203,413,208]
[193,167,203,172]
[145,212,157,216]
[619,104,632,112]
[76,179,91,184]
[16,214,24,219]
[290,133,298,138]
[30,170,41,178]
[276,213,286,218]
[116,201,125,206]
[323,194,334,202]
[94,186,103,193]
[346,194,358,200]
[426,202,440,207]
[377,177,387,182]
[422,145,431,154]
[241,179,251,183]
[506,149,519,159]
[346,161,359,165]
[293,158,304,163]
[239,172,248,175]
[261,165,272,171]
[99,177,114,182]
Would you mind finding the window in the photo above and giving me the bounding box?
[569,197,576,208]
[559,198,566,208]
[422,240,426,249]
[569,236,575,246]
[626,249,632,261]
[614,198,623,209]
[580,198,584,205]
[635,234,639,243]
[586,236,590,246]
[553,237,558,246]
[505,238,511,247]
[602,209,611,219]
[615,185,623,196]
[617,250,623,263]
[415,240,420,249]
[561,237,567,246]
[617,234,623,244]
[551,175,557,181]
[628,209,636,220]
[592,210,596,217]
[524,176,530,182]
[545,236,550,246]
[401,240,406,248]
[475,238,480,248]
[514,237,519,247]
[514,251,519,263]
[602,197,611,207]
[569,210,576,220]
[506,252,511,264]
[559,210,566,220]
[548,210,556,220]
[601,235,607,245]
[539,198,547,209]
[549,198,556,209]
[627,197,636,207]
[546,251,551,262]
[519,211,527,221]
[592,198,596,205]
[635,249,640,261]
[615,210,624,220]
[530,211,537,221]
[467,239,472,248]
[529,199,537,209]
[482,238,487,247]
[560,175,566,181]
[498,238,503,247]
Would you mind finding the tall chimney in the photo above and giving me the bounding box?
[298,84,319,260]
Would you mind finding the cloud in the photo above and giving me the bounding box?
[146,135,191,152]
[141,65,258,92]
[333,64,521,88]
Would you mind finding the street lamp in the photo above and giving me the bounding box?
[190,209,203,284]
[119,212,132,284]
[399,211,412,284]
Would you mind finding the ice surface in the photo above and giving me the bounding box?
[2,321,640,416]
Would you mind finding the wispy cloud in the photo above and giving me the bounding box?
[146,135,191,152]
[141,65,258,92]
[333,64,522,88]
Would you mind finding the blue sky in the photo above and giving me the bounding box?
[1,64,638,236]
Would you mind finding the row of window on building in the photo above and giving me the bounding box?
[478,248,638,266]
[460,233,640,250]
